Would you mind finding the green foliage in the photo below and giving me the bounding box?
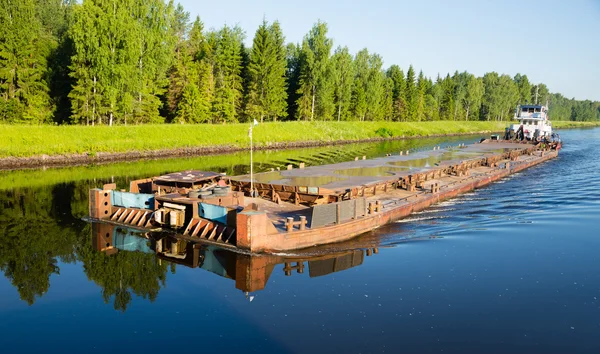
[375,127,394,138]
[331,46,353,121]
[405,65,417,121]
[212,25,245,123]
[68,0,175,126]
[296,21,333,121]
[0,0,57,123]
[386,65,406,121]
[78,240,168,312]
[0,185,81,304]
[0,4,597,126]
[514,73,532,104]
[246,20,288,122]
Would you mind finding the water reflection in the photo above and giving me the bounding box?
[91,222,379,298]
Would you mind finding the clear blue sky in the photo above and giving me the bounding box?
[178,0,599,101]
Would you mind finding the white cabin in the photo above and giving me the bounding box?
[510,104,553,140]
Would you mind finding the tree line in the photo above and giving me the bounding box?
[1,0,598,125]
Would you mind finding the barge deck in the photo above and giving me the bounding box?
[88,140,558,253]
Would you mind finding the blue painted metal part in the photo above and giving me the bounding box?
[111,191,154,209]
[198,203,228,224]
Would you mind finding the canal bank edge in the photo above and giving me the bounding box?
[0,131,496,170]
[1,120,597,170]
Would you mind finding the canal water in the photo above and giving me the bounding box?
[0,129,599,353]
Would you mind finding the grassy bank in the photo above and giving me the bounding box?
[0,121,597,158]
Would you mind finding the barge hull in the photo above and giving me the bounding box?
[244,150,558,252]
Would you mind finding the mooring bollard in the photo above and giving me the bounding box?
[355,156,359,161]
[406,150,409,155]
[299,215,307,230]
[368,202,375,214]
[299,162,305,169]
[286,217,294,232]
[362,156,366,160]
[400,151,403,155]
[287,164,293,170]
[376,200,382,212]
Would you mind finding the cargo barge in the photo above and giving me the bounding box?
[88,139,559,253]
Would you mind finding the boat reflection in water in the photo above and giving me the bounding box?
[91,222,380,294]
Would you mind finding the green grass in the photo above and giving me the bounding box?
[0,120,597,158]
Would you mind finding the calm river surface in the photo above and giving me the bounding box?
[1,129,599,353]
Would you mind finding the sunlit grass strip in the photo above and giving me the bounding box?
[0,121,596,158]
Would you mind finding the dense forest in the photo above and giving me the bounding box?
[1,0,598,125]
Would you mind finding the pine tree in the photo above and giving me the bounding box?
[386,65,406,121]
[382,77,394,121]
[415,71,427,121]
[440,74,455,120]
[246,20,287,123]
[212,25,244,123]
[0,0,54,123]
[266,21,288,121]
[177,82,202,122]
[285,43,301,120]
[404,65,417,121]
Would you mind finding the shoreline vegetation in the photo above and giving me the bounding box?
[1,1,599,128]
[1,121,598,170]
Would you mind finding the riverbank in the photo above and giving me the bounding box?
[0,120,597,169]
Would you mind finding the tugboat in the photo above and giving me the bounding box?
[505,101,561,150]
[510,103,553,140]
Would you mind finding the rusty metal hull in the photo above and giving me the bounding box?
[248,150,558,253]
